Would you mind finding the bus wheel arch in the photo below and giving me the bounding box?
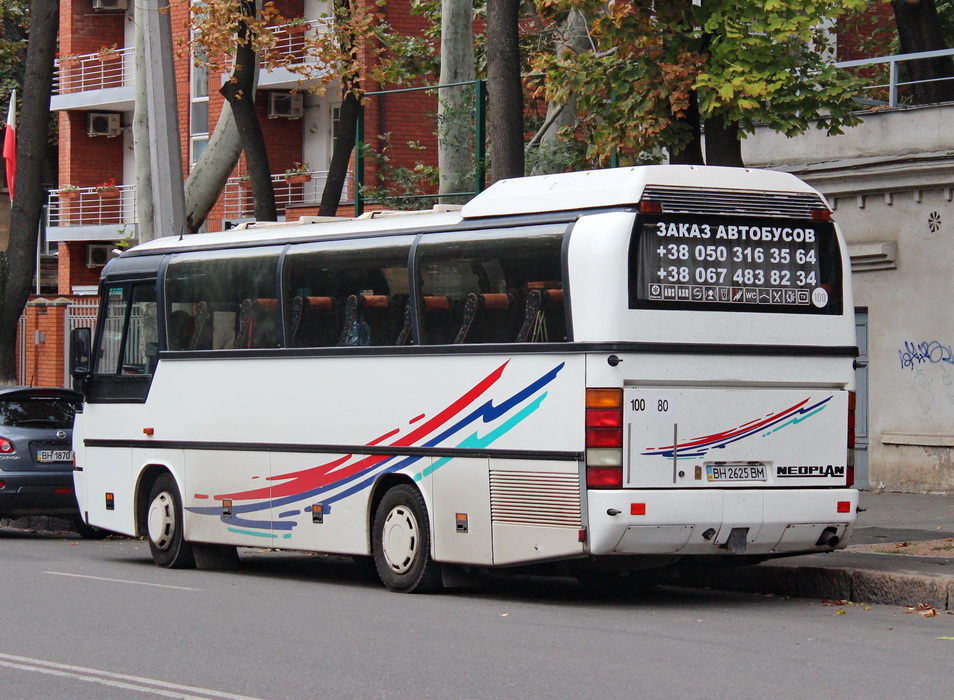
[370,479,442,593]
[142,470,196,569]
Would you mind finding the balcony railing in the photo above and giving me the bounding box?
[836,48,954,108]
[47,185,137,229]
[223,170,348,220]
[54,47,134,95]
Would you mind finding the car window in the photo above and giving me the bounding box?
[0,398,79,429]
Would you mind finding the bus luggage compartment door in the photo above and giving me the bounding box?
[624,388,849,489]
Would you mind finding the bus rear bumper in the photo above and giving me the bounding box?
[586,488,859,557]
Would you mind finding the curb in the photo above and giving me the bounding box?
[672,563,953,609]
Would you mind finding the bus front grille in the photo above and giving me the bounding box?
[642,186,829,219]
[489,470,582,528]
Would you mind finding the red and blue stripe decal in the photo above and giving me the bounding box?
[186,360,565,538]
[641,395,832,460]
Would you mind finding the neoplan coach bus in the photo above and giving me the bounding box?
[70,166,859,592]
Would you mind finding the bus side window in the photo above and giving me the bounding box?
[416,229,566,345]
[284,237,413,348]
[164,248,282,351]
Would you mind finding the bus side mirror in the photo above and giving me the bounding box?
[70,327,91,380]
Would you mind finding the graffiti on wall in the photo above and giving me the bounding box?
[899,340,954,371]
[899,341,954,418]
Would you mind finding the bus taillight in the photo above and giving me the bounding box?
[586,388,623,488]
[846,391,856,487]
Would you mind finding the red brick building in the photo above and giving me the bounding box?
[48,0,438,297]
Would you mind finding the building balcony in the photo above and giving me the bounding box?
[51,48,136,112]
[223,169,349,222]
[257,19,334,90]
[46,186,137,243]
[46,169,347,238]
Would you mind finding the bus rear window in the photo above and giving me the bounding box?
[628,214,843,315]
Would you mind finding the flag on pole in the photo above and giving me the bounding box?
[3,89,16,202]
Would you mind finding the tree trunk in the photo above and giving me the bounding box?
[892,0,954,104]
[0,0,58,384]
[668,90,704,165]
[538,9,587,146]
[133,7,154,241]
[319,88,360,217]
[220,0,276,221]
[438,0,475,203]
[486,0,524,182]
[318,0,361,217]
[704,114,744,167]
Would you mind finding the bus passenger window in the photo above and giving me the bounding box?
[164,248,282,350]
[416,228,566,344]
[283,237,413,348]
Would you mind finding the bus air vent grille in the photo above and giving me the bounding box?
[642,186,828,219]
[489,471,582,528]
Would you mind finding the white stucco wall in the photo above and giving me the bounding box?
[744,105,954,492]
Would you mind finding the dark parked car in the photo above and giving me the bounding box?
[0,386,94,535]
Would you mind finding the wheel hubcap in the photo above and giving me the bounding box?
[148,491,176,551]
[382,505,419,574]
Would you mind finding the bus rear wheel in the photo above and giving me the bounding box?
[146,474,195,569]
[372,484,442,593]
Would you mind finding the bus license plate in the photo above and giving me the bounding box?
[706,465,767,482]
[37,450,74,463]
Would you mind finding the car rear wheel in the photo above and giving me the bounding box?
[72,517,108,540]
[146,474,195,569]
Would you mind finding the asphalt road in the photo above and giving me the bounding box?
[2,526,953,699]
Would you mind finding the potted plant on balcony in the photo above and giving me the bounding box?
[284,17,311,35]
[96,44,119,62]
[95,178,119,199]
[237,173,253,190]
[284,162,311,184]
[56,51,81,66]
[58,184,81,201]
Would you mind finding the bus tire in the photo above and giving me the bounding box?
[372,484,442,593]
[146,474,195,569]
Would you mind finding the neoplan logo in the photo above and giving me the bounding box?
[776,465,846,478]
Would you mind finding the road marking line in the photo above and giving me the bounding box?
[0,652,264,700]
[44,571,203,591]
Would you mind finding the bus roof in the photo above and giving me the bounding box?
[460,165,819,219]
[122,165,821,259]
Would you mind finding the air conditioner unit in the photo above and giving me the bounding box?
[87,113,121,138]
[87,244,116,268]
[92,0,127,11]
[267,92,304,119]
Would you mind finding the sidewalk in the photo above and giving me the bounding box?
[674,492,954,609]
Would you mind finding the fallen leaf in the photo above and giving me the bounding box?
[823,600,848,606]
[918,608,938,618]
[835,609,846,615]
[500,613,509,617]
[936,637,954,640]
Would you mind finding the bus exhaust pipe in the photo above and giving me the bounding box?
[816,527,840,548]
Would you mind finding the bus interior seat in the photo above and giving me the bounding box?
[454,292,516,344]
[189,301,212,350]
[168,309,195,351]
[392,294,412,345]
[517,288,566,342]
[290,295,338,347]
[421,295,454,344]
[236,298,280,348]
[338,294,392,346]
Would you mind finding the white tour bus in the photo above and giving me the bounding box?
[71,166,858,592]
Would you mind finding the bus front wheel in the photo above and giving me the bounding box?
[372,484,442,593]
[146,474,195,569]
